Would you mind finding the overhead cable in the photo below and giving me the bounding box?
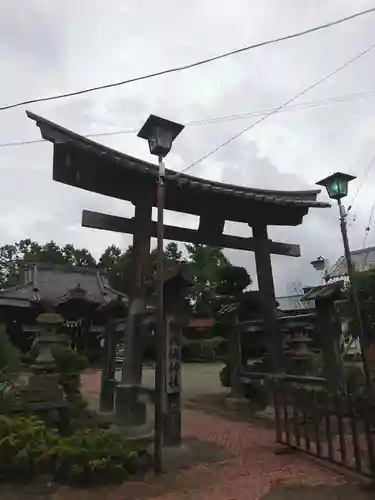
[1,6,375,112]
[174,41,375,177]
[3,88,375,150]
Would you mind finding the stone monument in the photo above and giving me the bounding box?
[159,264,192,471]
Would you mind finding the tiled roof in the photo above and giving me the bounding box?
[327,246,375,278]
[276,294,315,311]
[301,280,345,301]
[0,263,127,308]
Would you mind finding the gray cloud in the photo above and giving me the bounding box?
[1,0,375,294]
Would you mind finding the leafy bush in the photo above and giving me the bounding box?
[0,374,17,415]
[0,415,142,486]
[52,345,90,423]
[0,325,21,415]
[0,415,57,480]
[52,345,88,397]
[219,364,230,387]
[49,428,139,486]
[0,324,21,380]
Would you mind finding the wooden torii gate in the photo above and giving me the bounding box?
[27,111,329,430]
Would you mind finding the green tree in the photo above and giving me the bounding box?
[164,242,183,262]
[185,244,229,316]
[184,244,252,318]
[216,265,252,298]
[345,268,375,342]
[0,239,96,289]
[97,245,134,294]
[61,244,96,268]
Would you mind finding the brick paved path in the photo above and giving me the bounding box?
[75,370,374,499]
[0,370,371,499]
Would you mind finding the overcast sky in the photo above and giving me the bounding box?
[1,1,375,295]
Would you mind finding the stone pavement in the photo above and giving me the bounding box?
[75,369,373,499]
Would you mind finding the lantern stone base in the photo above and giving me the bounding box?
[24,373,64,403]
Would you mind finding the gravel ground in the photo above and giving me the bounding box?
[117,363,227,401]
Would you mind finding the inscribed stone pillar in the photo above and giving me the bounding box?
[99,321,117,413]
[228,318,243,398]
[162,267,190,448]
[252,224,283,373]
[164,315,182,446]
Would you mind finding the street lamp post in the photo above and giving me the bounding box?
[317,172,373,396]
[138,115,184,474]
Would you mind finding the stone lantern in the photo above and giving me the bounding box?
[26,311,68,403]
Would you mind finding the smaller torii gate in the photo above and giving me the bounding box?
[27,111,329,434]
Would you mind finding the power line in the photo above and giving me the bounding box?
[348,150,375,211]
[361,152,375,246]
[175,41,375,177]
[188,89,375,127]
[0,128,138,149]
[363,198,375,247]
[1,7,375,112]
[2,88,375,150]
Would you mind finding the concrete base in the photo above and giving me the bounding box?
[111,382,155,444]
[253,405,276,421]
[115,383,147,427]
[148,442,192,473]
[225,395,249,411]
[110,421,154,447]
[92,410,116,429]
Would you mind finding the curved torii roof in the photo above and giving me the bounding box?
[27,111,329,227]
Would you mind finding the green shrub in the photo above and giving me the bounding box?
[0,375,17,415]
[219,364,230,387]
[0,324,21,380]
[0,415,141,486]
[49,429,139,486]
[0,325,21,415]
[51,345,90,425]
[52,345,88,397]
[0,415,58,480]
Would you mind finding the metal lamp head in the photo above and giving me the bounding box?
[316,172,356,201]
[138,114,184,158]
[310,256,326,271]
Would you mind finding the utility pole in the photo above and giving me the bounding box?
[154,155,166,474]
[338,199,373,397]
[137,114,185,474]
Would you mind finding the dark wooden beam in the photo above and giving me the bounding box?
[82,210,301,257]
[198,213,225,238]
[253,224,284,373]
[131,201,152,299]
